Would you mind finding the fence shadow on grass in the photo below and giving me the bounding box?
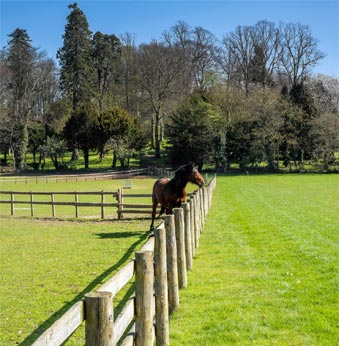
[19,228,153,346]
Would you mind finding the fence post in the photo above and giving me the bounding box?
[193,192,200,249]
[135,251,154,346]
[182,203,192,270]
[190,196,196,256]
[164,215,179,313]
[154,226,169,346]
[85,291,114,346]
[75,192,79,218]
[30,191,34,217]
[198,189,203,232]
[174,208,187,289]
[117,189,123,220]
[10,193,14,216]
[101,190,105,219]
[51,193,55,217]
[203,187,208,220]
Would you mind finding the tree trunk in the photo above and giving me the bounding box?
[71,148,80,161]
[83,148,89,169]
[112,151,117,168]
[13,123,28,172]
[155,111,161,158]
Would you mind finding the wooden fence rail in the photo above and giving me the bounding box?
[0,168,150,184]
[30,175,216,346]
[0,184,209,220]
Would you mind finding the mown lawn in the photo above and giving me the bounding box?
[170,174,338,346]
[0,176,200,345]
[1,174,338,345]
[0,177,159,346]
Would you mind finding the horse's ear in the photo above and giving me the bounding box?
[186,162,194,172]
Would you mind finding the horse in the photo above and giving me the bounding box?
[150,163,205,230]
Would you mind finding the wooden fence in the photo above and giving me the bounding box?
[0,181,210,220]
[0,168,149,184]
[30,175,216,346]
[0,189,163,219]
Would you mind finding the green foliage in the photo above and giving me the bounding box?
[167,95,215,169]
[63,103,99,168]
[5,28,36,171]
[39,137,67,170]
[0,5,336,173]
[57,2,94,107]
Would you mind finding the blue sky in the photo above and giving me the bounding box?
[1,0,338,77]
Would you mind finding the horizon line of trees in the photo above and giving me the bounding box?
[0,2,338,172]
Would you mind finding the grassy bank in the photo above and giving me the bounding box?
[170,174,338,345]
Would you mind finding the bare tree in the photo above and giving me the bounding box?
[164,21,218,92]
[249,20,280,87]
[278,22,325,87]
[137,40,185,157]
[119,33,139,113]
[221,25,255,94]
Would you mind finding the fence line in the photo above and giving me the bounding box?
[0,184,208,220]
[30,175,216,346]
[0,168,150,184]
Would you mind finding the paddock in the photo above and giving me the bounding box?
[0,174,337,345]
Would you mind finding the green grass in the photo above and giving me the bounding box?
[0,176,200,345]
[0,218,154,346]
[0,177,156,220]
[170,174,339,346]
[1,174,338,345]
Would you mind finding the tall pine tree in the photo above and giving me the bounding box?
[57,2,94,108]
[5,28,37,171]
[57,2,95,160]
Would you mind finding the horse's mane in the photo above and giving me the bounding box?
[174,162,194,176]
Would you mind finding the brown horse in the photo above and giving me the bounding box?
[150,163,205,230]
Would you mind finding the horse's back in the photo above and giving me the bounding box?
[152,178,170,205]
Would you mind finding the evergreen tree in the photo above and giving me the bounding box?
[167,96,215,169]
[63,103,98,169]
[289,83,318,166]
[57,2,94,108]
[5,28,37,171]
[92,32,121,111]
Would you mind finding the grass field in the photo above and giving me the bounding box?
[0,177,156,220]
[0,177,159,346]
[0,174,338,345]
[170,174,338,345]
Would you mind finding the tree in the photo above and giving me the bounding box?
[57,2,94,108]
[63,103,98,169]
[249,21,280,88]
[39,137,67,170]
[288,83,318,167]
[118,33,140,113]
[221,25,255,94]
[4,28,38,170]
[278,23,325,87]
[57,2,94,160]
[137,41,185,157]
[92,31,121,111]
[96,106,133,165]
[164,21,218,92]
[167,95,215,169]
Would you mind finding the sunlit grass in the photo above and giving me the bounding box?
[170,174,339,346]
[0,176,201,345]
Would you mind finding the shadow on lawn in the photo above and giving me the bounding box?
[19,228,153,346]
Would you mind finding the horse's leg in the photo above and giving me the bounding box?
[150,200,157,230]
[159,205,165,216]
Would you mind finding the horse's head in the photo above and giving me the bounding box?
[175,163,205,187]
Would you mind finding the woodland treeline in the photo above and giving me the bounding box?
[0,2,338,172]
